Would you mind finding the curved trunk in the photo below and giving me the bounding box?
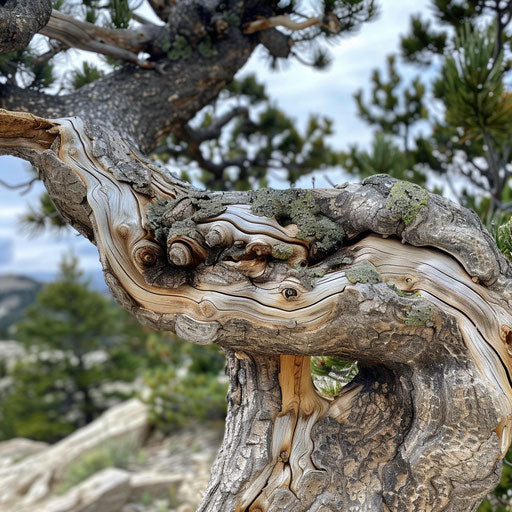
[1,110,512,511]
[200,351,502,511]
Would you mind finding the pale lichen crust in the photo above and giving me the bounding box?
[386,181,429,226]
[345,261,382,284]
[250,188,345,254]
[404,301,434,327]
[271,243,294,260]
[146,194,227,244]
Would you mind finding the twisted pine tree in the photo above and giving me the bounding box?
[346,0,512,220]
[1,2,512,511]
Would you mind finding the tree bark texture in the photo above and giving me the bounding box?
[0,0,51,53]
[1,109,512,511]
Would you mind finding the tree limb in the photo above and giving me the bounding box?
[244,14,339,35]
[182,106,249,143]
[1,109,512,511]
[40,10,164,69]
[0,0,51,54]
[147,0,171,23]
[0,3,259,154]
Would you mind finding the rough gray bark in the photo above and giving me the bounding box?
[0,0,51,53]
[1,110,512,511]
[0,0,264,153]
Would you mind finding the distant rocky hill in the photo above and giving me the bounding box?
[0,275,42,337]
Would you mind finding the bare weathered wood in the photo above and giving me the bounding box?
[40,10,164,68]
[1,106,512,511]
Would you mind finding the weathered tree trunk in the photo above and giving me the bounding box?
[201,350,502,511]
[1,110,512,511]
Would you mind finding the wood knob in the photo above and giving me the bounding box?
[168,242,193,266]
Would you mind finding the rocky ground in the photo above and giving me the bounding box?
[0,400,224,512]
[122,424,225,512]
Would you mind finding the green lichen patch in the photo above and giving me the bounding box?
[287,266,326,289]
[271,243,294,260]
[198,37,215,58]
[166,219,199,241]
[345,261,382,285]
[251,189,344,254]
[147,198,173,227]
[147,198,176,242]
[146,194,226,245]
[404,301,434,327]
[386,181,429,226]
[166,36,192,61]
[222,11,240,25]
[191,199,227,222]
[387,284,421,297]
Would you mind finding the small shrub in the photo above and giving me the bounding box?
[495,216,512,262]
[56,439,135,493]
[144,368,227,432]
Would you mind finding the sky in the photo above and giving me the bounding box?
[0,0,432,285]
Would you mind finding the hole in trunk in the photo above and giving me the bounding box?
[310,356,359,398]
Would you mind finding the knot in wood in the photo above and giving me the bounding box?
[204,223,232,249]
[168,242,192,267]
[205,228,223,248]
[246,241,272,258]
[283,287,298,299]
[132,240,161,268]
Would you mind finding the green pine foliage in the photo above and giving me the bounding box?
[155,74,341,190]
[310,356,359,397]
[20,192,68,233]
[71,61,105,90]
[109,0,131,29]
[0,49,54,90]
[0,254,229,441]
[143,338,227,432]
[400,15,447,65]
[0,254,152,442]
[437,25,512,141]
[478,457,512,511]
[351,1,512,219]
[341,133,425,185]
[493,216,512,262]
[56,439,136,494]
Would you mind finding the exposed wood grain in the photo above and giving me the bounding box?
[1,108,512,511]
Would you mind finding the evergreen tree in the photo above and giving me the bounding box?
[0,254,151,441]
[348,1,512,220]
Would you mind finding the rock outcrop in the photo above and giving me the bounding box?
[0,399,149,509]
[0,399,223,512]
[0,275,41,336]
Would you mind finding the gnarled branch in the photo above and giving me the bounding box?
[1,109,512,511]
[40,10,165,68]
